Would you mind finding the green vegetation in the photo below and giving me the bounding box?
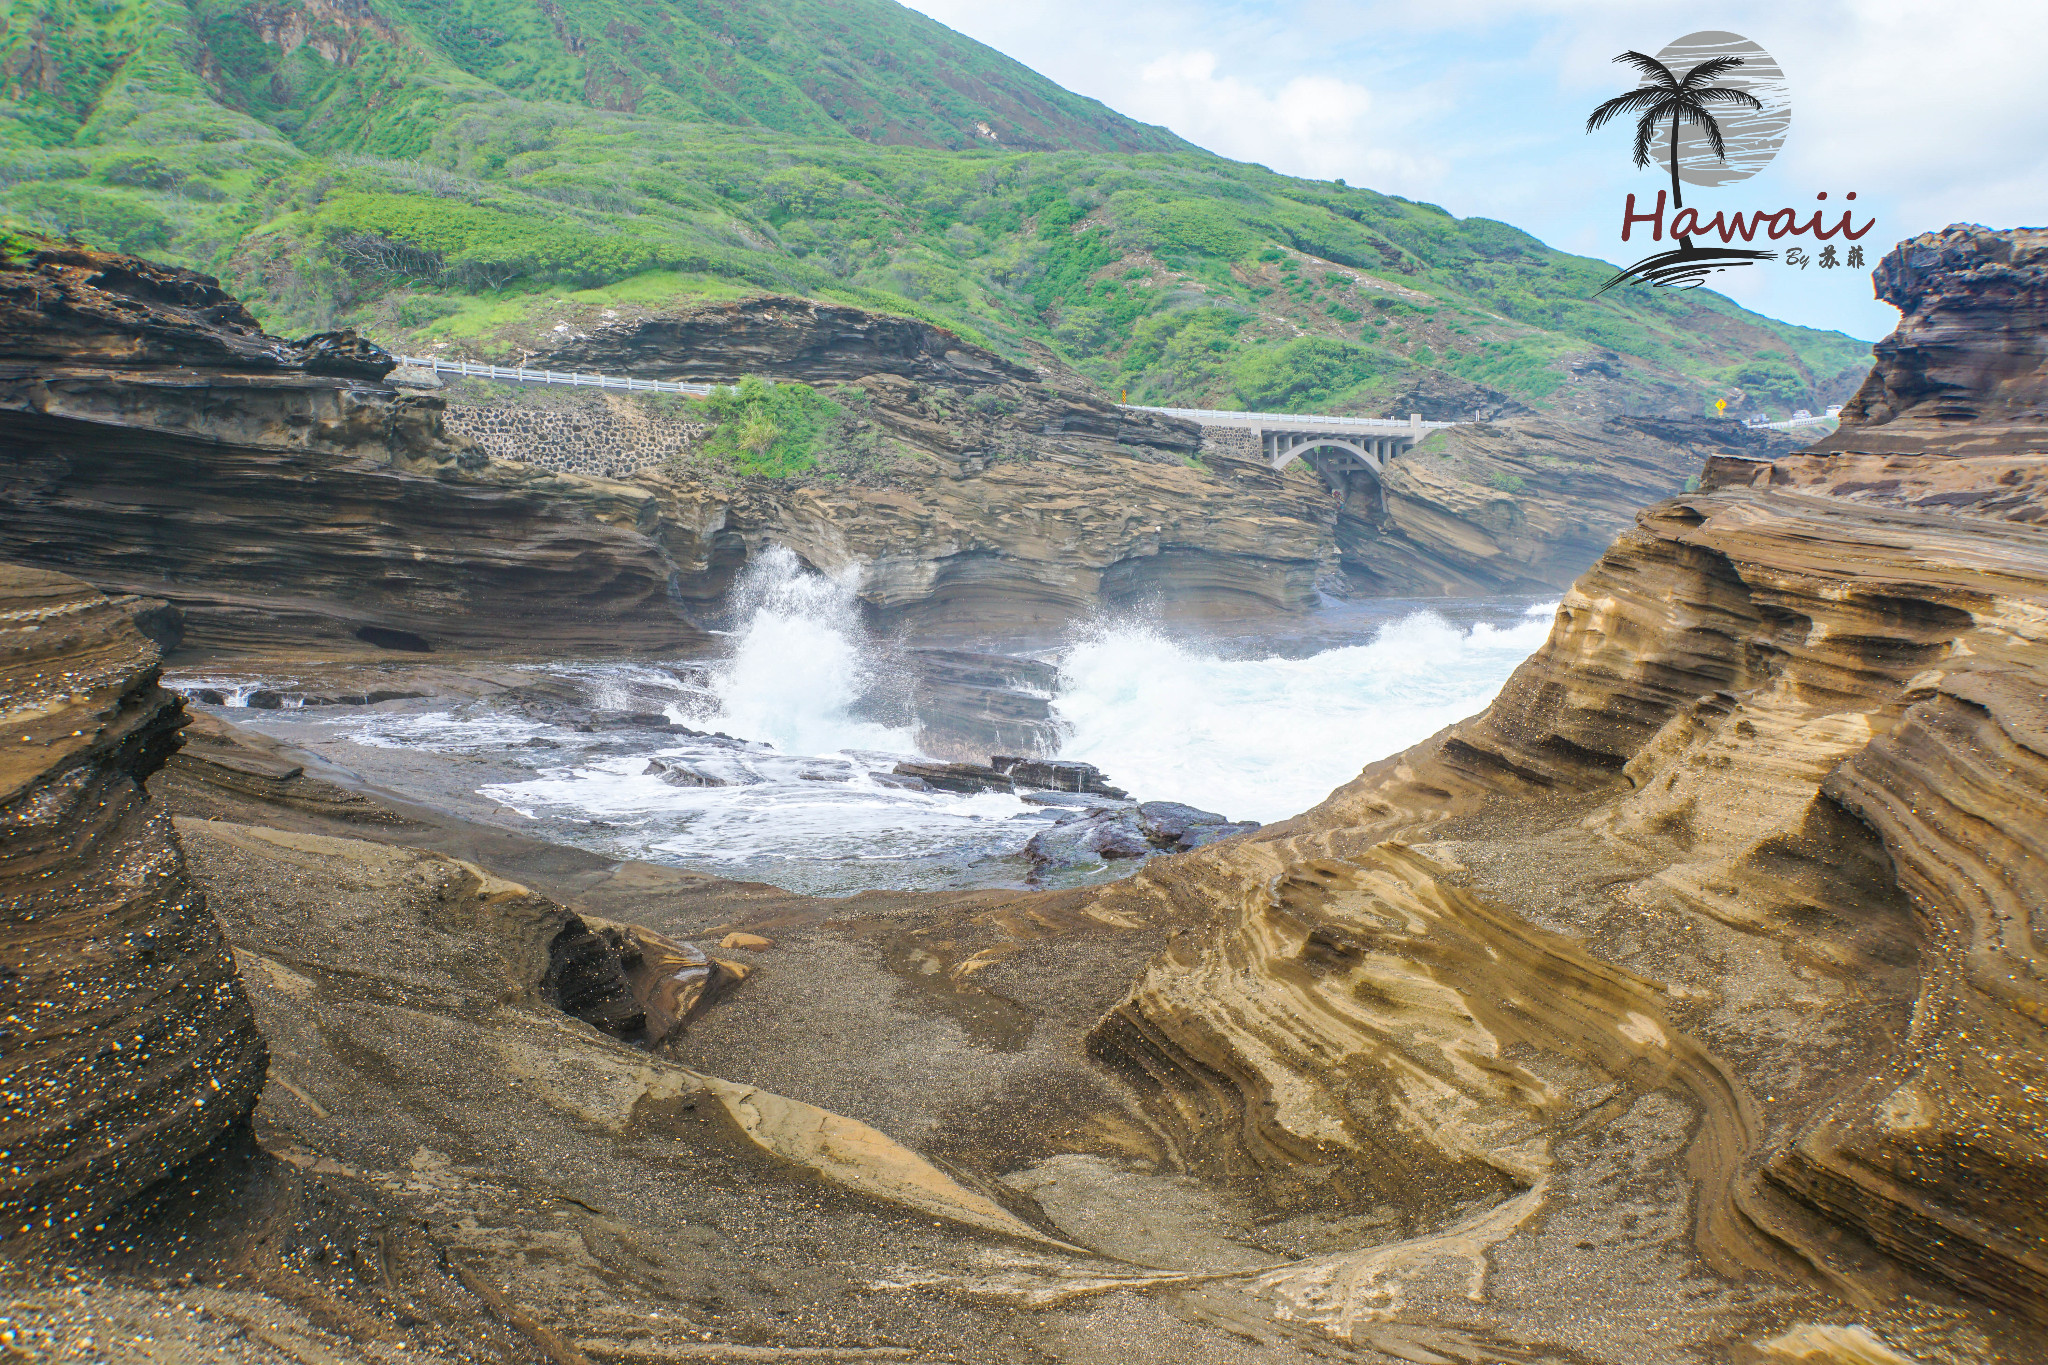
[0,0,1874,415]
[691,376,843,477]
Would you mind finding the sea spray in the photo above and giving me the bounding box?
[702,546,916,754]
[1050,603,1557,824]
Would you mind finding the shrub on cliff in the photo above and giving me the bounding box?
[689,376,887,479]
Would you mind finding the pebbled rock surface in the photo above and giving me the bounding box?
[0,564,267,1248]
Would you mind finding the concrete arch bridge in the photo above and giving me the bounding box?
[1123,405,1460,499]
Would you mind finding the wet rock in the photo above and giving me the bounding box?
[1020,790,1129,810]
[1135,800,1226,843]
[1174,820,1259,850]
[993,755,1128,797]
[869,771,932,792]
[645,759,724,787]
[1133,801,1258,850]
[1024,809,1153,872]
[891,760,1013,794]
[904,649,1064,759]
[589,709,684,731]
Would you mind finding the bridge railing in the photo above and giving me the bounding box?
[1121,404,1458,431]
[392,354,718,396]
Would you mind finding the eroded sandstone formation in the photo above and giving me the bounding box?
[1072,227,2048,1355]
[0,242,1347,654]
[0,565,266,1246]
[1814,223,2048,457]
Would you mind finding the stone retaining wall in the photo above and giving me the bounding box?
[1198,426,1260,462]
[439,393,707,480]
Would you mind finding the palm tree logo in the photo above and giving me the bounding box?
[1585,43,1781,291]
[1586,52,1763,212]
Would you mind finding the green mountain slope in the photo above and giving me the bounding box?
[0,0,1870,418]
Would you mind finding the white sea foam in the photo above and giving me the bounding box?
[176,565,1557,893]
[699,546,916,755]
[1050,603,1558,825]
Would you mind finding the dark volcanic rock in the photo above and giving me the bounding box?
[1173,820,1259,850]
[891,760,1014,794]
[538,295,1038,389]
[1023,808,1153,871]
[1810,223,2048,457]
[904,648,1063,761]
[646,759,724,787]
[0,564,268,1248]
[1134,800,1228,843]
[992,755,1127,797]
[892,755,1129,798]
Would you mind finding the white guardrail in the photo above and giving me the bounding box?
[1123,404,1458,431]
[393,354,717,396]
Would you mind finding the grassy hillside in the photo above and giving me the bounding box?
[0,0,1871,418]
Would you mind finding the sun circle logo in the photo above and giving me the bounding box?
[1581,29,1853,293]
[1647,32,1790,189]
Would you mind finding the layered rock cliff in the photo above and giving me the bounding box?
[1072,227,2048,1357]
[0,242,712,660]
[0,565,267,1247]
[1334,413,1808,595]
[0,242,1342,655]
[538,295,1045,390]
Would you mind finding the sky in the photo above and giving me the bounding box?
[900,0,2048,342]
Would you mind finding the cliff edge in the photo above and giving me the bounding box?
[1074,226,2048,1358]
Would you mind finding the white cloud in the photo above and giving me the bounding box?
[1121,50,1442,189]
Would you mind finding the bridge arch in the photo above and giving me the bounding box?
[1268,436,1385,477]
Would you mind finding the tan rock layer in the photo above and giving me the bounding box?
[1079,227,2048,1331]
[0,565,267,1245]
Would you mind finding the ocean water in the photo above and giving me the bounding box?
[176,550,1556,894]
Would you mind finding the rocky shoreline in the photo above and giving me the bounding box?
[3,226,2045,1365]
